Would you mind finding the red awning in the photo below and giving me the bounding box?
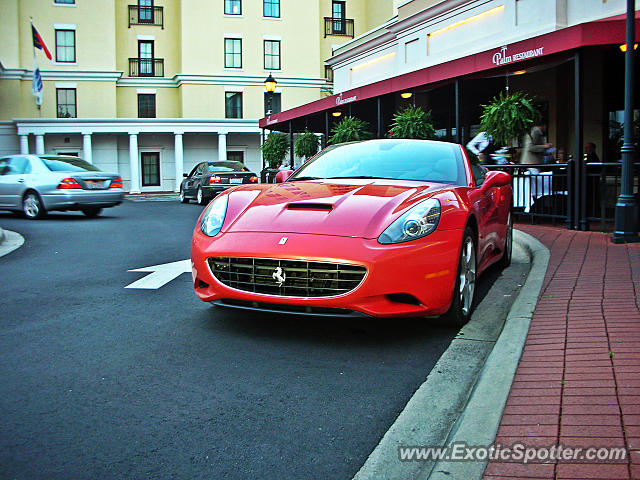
[259,11,640,129]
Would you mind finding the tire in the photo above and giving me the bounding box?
[442,227,476,327]
[22,191,46,219]
[498,211,513,269]
[179,187,189,204]
[81,207,102,217]
[197,187,206,205]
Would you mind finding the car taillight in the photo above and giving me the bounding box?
[209,176,222,183]
[249,176,258,183]
[57,178,82,189]
[110,178,123,189]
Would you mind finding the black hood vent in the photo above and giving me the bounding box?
[287,203,333,211]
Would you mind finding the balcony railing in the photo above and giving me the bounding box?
[128,5,164,28]
[324,17,354,37]
[129,58,164,77]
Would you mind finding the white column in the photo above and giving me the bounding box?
[82,134,93,164]
[129,134,140,194]
[35,135,44,155]
[19,135,29,154]
[174,133,184,193]
[218,132,227,163]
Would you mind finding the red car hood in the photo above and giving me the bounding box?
[223,179,453,239]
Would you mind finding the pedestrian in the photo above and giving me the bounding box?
[584,142,600,163]
[520,123,552,166]
[466,131,495,162]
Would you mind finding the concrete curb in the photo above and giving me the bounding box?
[0,229,26,258]
[351,230,549,480]
[428,230,549,480]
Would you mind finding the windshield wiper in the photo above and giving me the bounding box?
[289,176,321,181]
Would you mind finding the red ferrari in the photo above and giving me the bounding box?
[191,139,512,325]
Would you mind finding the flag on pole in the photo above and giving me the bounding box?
[32,59,43,107]
[32,24,52,60]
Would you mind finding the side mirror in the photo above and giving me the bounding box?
[276,170,294,183]
[183,173,188,178]
[482,170,511,189]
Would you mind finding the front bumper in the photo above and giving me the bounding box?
[191,229,463,318]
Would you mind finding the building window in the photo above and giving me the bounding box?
[224,0,241,15]
[264,92,281,116]
[56,88,77,118]
[141,152,161,187]
[225,92,243,118]
[138,94,156,118]
[224,38,242,68]
[264,40,281,70]
[264,0,279,18]
[55,30,76,62]
[54,0,75,4]
[227,151,244,163]
[138,0,153,23]
[138,40,154,76]
[324,65,333,82]
[332,1,346,34]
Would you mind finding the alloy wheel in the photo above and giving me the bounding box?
[458,236,476,317]
[23,192,43,219]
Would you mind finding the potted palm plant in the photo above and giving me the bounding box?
[294,130,320,162]
[329,116,373,145]
[260,132,289,182]
[479,91,542,148]
[388,106,436,139]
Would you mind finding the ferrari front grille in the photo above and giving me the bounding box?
[207,257,367,298]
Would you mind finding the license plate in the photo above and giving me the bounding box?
[229,178,243,184]
[85,180,106,189]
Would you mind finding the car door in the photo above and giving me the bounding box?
[0,156,31,208]
[466,161,499,267]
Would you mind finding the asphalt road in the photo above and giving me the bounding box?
[0,199,528,480]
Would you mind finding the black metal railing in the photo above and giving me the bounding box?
[324,17,354,37]
[484,160,640,231]
[128,5,164,28]
[128,58,164,77]
[485,163,571,226]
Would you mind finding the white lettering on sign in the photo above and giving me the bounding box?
[492,45,544,66]
[266,115,279,125]
[336,92,357,106]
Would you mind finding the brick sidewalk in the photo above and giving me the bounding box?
[483,225,640,480]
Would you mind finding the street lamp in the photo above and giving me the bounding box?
[612,0,638,243]
[264,74,277,115]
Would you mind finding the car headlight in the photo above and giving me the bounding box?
[378,198,441,244]
[200,195,229,237]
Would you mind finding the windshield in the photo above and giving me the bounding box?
[206,161,248,173]
[41,156,100,172]
[288,140,466,185]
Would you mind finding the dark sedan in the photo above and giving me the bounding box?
[179,161,258,205]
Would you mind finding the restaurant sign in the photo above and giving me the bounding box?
[336,92,357,106]
[492,45,544,66]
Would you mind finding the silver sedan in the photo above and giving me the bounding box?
[0,155,124,219]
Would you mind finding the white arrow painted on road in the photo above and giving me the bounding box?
[125,259,191,289]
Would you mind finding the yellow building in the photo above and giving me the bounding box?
[0,0,396,192]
